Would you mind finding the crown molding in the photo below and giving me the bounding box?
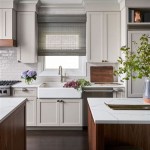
[85,0,118,4]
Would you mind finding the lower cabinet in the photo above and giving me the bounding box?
[26,97,36,126]
[113,87,126,98]
[12,87,37,126]
[37,99,83,126]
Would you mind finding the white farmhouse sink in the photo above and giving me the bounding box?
[38,82,82,98]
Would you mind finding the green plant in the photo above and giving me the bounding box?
[63,79,91,90]
[76,79,91,90]
[114,34,150,81]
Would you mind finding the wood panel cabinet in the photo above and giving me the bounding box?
[0,9,16,39]
[127,31,150,97]
[86,12,120,63]
[17,12,37,63]
[37,99,83,127]
[12,87,37,126]
[0,102,26,150]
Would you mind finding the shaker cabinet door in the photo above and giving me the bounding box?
[127,31,150,97]
[86,12,104,62]
[17,12,37,63]
[86,12,120,63]
[59,99,82,126]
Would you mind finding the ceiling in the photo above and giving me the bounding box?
[15,0,118,5]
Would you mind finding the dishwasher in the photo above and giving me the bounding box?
[82,87,114,126]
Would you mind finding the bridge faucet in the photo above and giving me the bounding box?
[58,66,63,82]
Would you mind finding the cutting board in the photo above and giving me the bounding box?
[90,66,114,83]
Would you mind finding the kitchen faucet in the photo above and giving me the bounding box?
[58,66,63,82]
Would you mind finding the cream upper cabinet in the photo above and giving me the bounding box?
[17,12,37,63]
[86,12,120,63]
[0,9,16,39]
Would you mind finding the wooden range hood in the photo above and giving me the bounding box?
[0,39,17,47]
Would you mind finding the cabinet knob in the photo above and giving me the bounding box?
[57,100,60,102]
[18,60,21,63]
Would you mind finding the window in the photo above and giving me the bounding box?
[45,56,79,69]
[44,56,86,76]
[38,15,86,76]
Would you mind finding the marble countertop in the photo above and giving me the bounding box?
[0,98,26,123]
[84,82,125,89]
[12,81,125,88]
[88,98,150,124]
[12,82,41,88]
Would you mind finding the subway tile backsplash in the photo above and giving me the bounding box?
[0,48,37,80]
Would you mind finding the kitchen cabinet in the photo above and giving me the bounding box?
[0,100,26,150]
[127,31,150,97]
[37,99,82,127]
[86,12,120,63]
[12,87,37,126]
[113,87,125,98]
[0,9,16,39]
[17,12,37,63]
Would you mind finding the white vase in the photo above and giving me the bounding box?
[143,78,150,103]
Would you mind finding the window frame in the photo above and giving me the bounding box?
[38,56,87,77]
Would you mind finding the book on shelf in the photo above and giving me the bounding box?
[131,9,134,22]
[129,9,135,23]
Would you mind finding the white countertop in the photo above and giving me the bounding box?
[0,98,26,123]
[12,81,125,88]
[84,83,125,88]
[88,98,150,124]
[12,82,41,88]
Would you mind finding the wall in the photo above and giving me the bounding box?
[0,48,37,80]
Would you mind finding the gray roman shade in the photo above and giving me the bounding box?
[38,15,86,56]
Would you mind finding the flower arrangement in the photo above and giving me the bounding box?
[63,79,91,90]
[21,70,37,84]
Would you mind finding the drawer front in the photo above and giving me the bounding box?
[12,88,37,97]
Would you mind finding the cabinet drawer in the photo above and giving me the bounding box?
[12,88,37,97]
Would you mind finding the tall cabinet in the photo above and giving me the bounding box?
[0,9,16,39]
[127,31,150,97]
[119,0,150,97]
[17,12,37,63]
[86,12,120,63]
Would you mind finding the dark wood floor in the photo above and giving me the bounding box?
[27,129,88,150]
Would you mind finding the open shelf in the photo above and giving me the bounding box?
[128,8,150,23]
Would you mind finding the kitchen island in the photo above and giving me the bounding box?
[0,98,26,150]
[88,98,150,150]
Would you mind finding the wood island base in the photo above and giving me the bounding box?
[88,107,150,150]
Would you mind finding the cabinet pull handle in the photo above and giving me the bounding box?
[4,11,6,37]
[22,88,28,91]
